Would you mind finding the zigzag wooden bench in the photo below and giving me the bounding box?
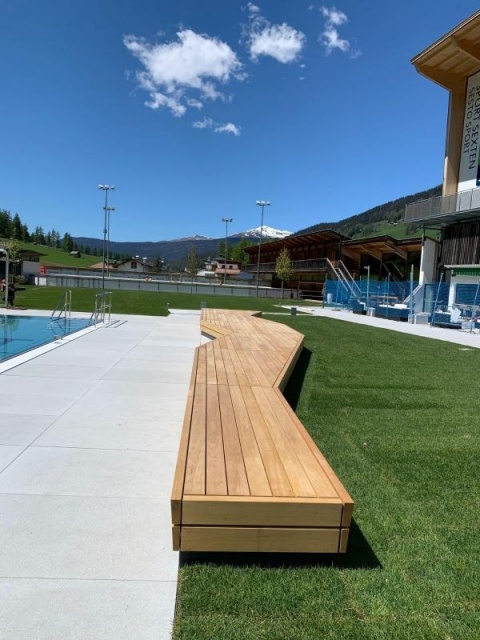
[171,309,353,553]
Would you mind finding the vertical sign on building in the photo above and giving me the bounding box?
[458,70,480,192]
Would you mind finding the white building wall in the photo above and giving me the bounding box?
[21,260,41,278]
[419,237,438,285]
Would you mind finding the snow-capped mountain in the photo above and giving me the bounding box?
[170,234,212,242]
[232,226,292,240]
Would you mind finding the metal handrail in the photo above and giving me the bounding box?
[90,291,112,326]
[51,290,72,321]
[337,260,361,295]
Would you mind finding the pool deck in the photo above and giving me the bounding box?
[1,306,480,640]
[0,310,202,640]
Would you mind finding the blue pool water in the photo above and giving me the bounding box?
[0,315,92,362]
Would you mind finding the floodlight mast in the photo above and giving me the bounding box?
[221,217,233,285]
[98,184,115,291]
[255,200,271,298]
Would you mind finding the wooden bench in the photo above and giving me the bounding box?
[171,309,353,553]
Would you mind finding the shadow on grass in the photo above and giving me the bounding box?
[282,347,312,411]
[179,520,381,570]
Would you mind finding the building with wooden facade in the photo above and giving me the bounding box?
[405,10,480,296]
[243,230,426,299]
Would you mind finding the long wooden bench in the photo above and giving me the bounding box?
[171,309,354,553]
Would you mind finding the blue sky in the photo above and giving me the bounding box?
[1,1,479,241]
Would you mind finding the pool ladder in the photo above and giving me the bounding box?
[49,291,73,338]
[90,291,112,326]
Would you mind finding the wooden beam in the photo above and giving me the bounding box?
[180,526,341,553]
[341,247,360,262]
[391,247,408,260]
[453,38,480,63]
[355,245,383,261]
[416,64,464,92]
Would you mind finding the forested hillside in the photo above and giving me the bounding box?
[295,185,442,238]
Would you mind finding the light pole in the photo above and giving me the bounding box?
[364,265,370,311]
[98,184,115,291]
[0,248,9,308]
[255,200,270,297]
[105,206,115,277]
[222,217,233,285]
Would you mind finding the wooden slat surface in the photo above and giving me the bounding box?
[171,309,354,553]
[182,495,343,527]
[181,526,341,553]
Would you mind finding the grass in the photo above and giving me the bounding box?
[15,240,100,268]
[13,285,294,316]
[173,316,480,640]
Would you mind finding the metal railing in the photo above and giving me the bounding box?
[90,291,112,326]
[326,259,361,299]
[51,290,72,321]
[405,187,480,223]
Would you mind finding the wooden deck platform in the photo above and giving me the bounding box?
[171,309,353,553]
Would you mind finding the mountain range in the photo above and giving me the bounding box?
[73,185,440,266]
[73,226,293,266]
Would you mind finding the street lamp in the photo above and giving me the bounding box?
[98,184,115,291]
[255,200,271,297]
[364,265,370,312]
[222,217,233,285]
[105,206,115,277]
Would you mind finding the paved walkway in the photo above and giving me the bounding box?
[0,311,202,640]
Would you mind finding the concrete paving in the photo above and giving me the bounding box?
[0,310,203,640]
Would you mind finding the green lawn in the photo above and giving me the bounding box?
[173,316,480,640]
[16,240,101,268]
[13,285,292,316]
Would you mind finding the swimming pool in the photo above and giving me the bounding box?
[0,315,92,362]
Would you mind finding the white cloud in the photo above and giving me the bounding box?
[320,6,347,27]
[246,2,260,13]
[249,23,306,63]
[319,5,360,57]
[214,122,241,136]
[193,117,241,136]
[193,117,214,129]
[124,29,244,117]
[244,8,305,64]
[187,98,203,109]
[321,26,350,54]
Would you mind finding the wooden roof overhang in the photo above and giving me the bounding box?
[342,236,423,261]
[412,10,480,91]
[243,230,348,255]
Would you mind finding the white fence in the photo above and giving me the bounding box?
[43,273,297,299]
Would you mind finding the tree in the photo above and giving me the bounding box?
[231,238,253,267]
[275,247,293,298]
[11,214,23,240]
[154,256,164,272]
[185,244,199,294]
[0,210,12,238]
[32,226,45,244]
[62,232,74,253]
[4,239,23,278]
